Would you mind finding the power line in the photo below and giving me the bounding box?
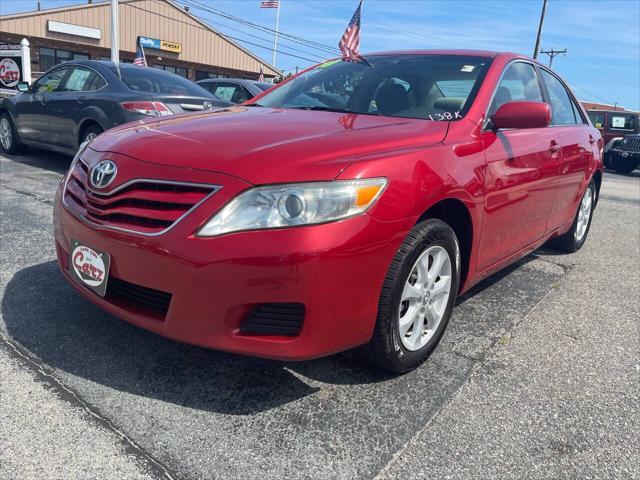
[183,0,339,55]
[124,2,321,64]
[567,82,616,107]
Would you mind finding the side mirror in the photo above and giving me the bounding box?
[492,101,551,130]
[16,82,30,93]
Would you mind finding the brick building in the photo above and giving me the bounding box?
[0,0,280,81]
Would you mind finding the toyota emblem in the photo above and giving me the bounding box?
[203,101,213,110]
[90,160,118,189]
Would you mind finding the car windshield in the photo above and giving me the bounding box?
[256,54,491,120]
[112,66,211,96]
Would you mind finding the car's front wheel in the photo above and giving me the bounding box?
[357,219,461,373]
[81,124,103,144]
[611,156,638,174]
[0,113,23,155]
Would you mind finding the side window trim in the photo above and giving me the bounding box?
[482,59,546,130]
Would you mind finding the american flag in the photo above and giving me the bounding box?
[258,66,265,82]
[133,37,147,67]
[339,0,363,60]
[260,0,279,8]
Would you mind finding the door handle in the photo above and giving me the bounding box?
[548,141,561,154]
[37,94,46,105]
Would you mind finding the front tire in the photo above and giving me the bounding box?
[611,156,637,174]
[549,180,595,252]
[357,219,461,374]
[0,113,23,155]
[81,124,103,145]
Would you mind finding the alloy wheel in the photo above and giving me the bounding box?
[398,246,452,351]
[0,118,12,150]
[575,185,593,242]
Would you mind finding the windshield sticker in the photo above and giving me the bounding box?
[317,59,342,69]
[461,65,475,72]
[428,111,462,121]
[611,116,626,128]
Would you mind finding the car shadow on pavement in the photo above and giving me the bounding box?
[2,149,73,175]
[2,261,392,415]
[2,253,559,415]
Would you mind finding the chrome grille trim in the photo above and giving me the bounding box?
[62,158,222,237]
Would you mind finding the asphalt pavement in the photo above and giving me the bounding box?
[1,150,638,480]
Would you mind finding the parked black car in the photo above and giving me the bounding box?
[196,78,272,104]
[606,134,640,174]
[0,60,230,156]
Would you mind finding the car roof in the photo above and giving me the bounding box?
[364,49,505,58]
[196,77,259,83]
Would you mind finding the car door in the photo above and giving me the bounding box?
[538,68,595,232]
[477,61,561,271]
[13,66,69,144]
[46,65,106,149]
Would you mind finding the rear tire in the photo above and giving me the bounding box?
[548,180,595,253]
[356,219,461,374]
[0,113,24,155]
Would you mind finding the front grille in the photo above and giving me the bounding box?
[106,276,172,318]
[241,303,305,336]
[623,136,640,152]
[64,160,219,235]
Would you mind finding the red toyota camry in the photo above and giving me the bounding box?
[53,51,603,373]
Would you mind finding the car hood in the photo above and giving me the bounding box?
[89,106,449,184]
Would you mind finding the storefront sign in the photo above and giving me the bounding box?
[48,20,102,40]
[0,56,23,89]
[139,36,182,54]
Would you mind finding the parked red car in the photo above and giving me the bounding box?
[53,51,603,373]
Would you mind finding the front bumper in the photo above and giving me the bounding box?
[53,175,411,360]
[608,149,640,163]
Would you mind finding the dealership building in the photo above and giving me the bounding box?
[0,0,280,82]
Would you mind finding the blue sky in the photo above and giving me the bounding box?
[2,0,639,110]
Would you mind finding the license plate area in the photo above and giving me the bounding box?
[69,240,111,297]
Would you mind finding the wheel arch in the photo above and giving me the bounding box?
[77,118,104,147]
[417,198,474,289]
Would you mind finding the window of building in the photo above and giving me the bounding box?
[153,64,188,78]
[39,48,90,72]
[195,70,230,81]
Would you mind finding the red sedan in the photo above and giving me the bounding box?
[53,51,603,373]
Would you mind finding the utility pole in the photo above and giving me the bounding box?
[533,0,547,60]
[540,48,567,67]
[272,1,281,69]
[110,0,119,63]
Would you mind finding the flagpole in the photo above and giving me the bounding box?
[272,0,281,69]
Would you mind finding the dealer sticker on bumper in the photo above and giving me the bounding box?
[69,240,110,297]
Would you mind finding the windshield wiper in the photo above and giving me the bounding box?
[245,103,265,107]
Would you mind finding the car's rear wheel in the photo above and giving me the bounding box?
[0,113,23,155]
[81,124,103,144]
[357,219,460,373]
[549,180,595,252]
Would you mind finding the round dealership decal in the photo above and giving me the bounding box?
[0,58,20,88]
[71,245,107,287]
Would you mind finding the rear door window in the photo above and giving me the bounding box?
[61,66,105,92]
[540,69,577,125]
[212,82,252,103]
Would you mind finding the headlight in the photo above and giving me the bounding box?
[197,178,387,237]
